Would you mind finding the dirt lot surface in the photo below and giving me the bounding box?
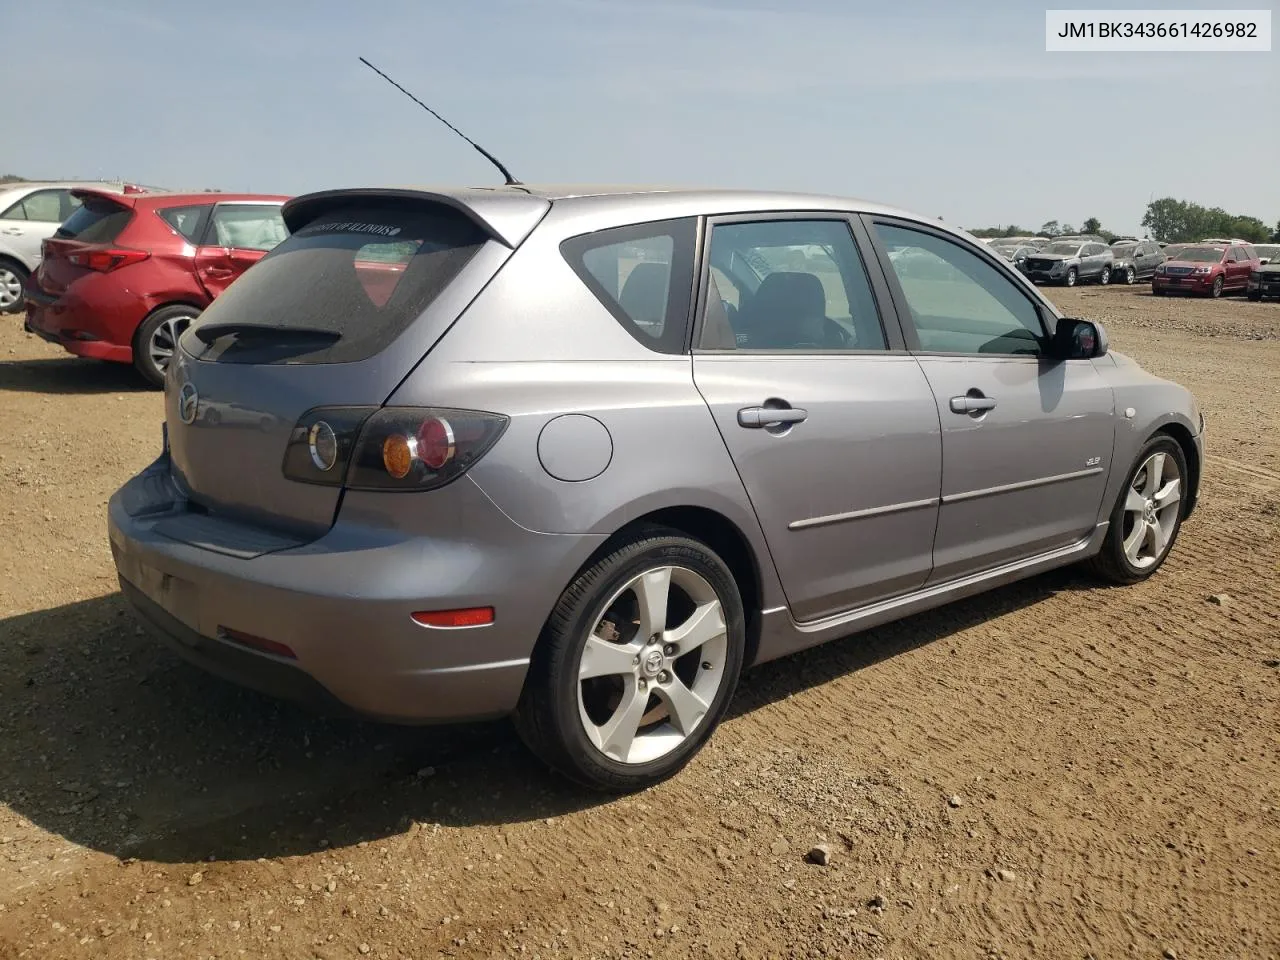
[0,286,1277,959]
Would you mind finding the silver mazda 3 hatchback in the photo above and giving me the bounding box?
[108,186,1203,791]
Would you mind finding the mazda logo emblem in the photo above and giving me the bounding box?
[178,382,199,425]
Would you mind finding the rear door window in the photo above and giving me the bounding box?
[207,204,287,252]
[183,202,487,364]
[54,196,133,243]
[560,218,696,354]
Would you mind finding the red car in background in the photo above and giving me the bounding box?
[1151,241,1262,299]
[24,190,289,385]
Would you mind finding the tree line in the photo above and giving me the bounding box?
[971,198,1280,244]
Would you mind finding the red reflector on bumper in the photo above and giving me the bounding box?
[411,607,494,629]
[218,626,297,660]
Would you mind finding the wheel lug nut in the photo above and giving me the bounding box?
[701,661,712,670]
[658,671,670,684]
[663,644,676,656]
[632,655,640,665]
[638,678,647,690]
[651,634,661,644]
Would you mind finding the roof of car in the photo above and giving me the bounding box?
[285,183,966,248]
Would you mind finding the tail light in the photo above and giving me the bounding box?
[67,247,150,272]
[282,406,507,491]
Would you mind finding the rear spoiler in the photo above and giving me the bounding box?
[69,188,137,207]
[281,187,550,249]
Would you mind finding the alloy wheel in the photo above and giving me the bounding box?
[577,565,728,765]
[0,267,22,311]
[1125,267,1136,285]
[149,313,195,374]
[1121,451,1181,570]
[1100,266,1111,285]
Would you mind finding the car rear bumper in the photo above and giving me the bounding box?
[24,279,139,363]
[108,456,605,724]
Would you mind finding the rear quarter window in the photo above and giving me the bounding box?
[55,197,133,243]
[184,202,486,365]
[157,204,210,242]
[560,218,697,354]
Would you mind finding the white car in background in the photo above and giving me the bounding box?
[0,180,153,314]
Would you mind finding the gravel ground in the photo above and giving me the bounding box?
[0,285,1277,959]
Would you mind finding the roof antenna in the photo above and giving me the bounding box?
[358,56,521,186]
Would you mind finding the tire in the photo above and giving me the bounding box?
[0,259,29,315]
[1064,267,1078,287]
[1124,266,1136,285]
[514,527,746,792]
[1099,265,1112,286]
[1208,276,1223,299]
[133,304,201,387]
[1086,435,1188,585]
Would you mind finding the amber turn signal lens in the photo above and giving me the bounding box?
[382,433,414,479]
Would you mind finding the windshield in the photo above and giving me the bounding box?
[1111,243,1137,255]
[1042,242,1081,255]
[1172,248,1223,263]
[1173,247,1225,263]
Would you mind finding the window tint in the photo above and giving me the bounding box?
[183,202,487,365]
[560,218,696,354]
[209,204,287,252]
[54,196,133,243]
[875,223,1046,356]
[1226,248,1239,262]
[698,219,885,352]
[157,204,209,242]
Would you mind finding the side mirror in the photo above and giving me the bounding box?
[1052,317,1108,359]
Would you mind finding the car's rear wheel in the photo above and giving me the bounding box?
[1099,265,1112,285]
[0,259,29,315]
[1209,276,1223,298]
[1124,266,1136,285]
[1087,435,1187,585]
[134,304,201,387]
[1065,267,1078,287]
[515,528,746,792]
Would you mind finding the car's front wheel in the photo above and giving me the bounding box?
[1087,435,1188,585]
[1124,266,1136,284]
[1064,267,1078,287]
[515,528,746,792]
[0,259,29,316]
[1099,265,1112,285]
[134,304,201,387]
[1209,276,1224,298]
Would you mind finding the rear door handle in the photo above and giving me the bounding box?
[738,406,808,428]
[949,394,997,415]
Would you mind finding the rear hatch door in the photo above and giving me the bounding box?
[165,191,549,539]
[35,191,136,296]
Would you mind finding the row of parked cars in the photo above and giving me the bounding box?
[0,179,287,384]
[984,233,1280,300]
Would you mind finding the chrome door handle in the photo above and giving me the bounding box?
[738,406,808,428]
[949,394,997,415]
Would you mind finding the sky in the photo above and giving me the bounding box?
[3,0,1277,236]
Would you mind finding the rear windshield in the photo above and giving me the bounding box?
[54,197,132,243]
[183,202,486,364]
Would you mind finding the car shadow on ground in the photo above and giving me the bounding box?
[0,568,1087,864]
[0,356,151,395]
